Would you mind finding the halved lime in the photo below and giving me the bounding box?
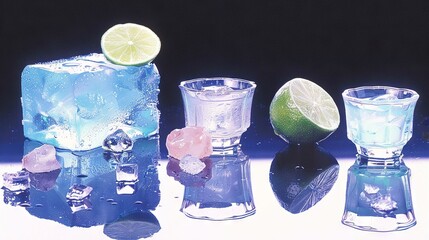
[269,78,340,144]
[101,23,161,66]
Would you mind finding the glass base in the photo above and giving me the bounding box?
[342,211,416,232]
[180,201,256,221]
[211,136,241,155]
[356,145,403,159]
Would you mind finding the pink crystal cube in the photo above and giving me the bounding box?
[22,144,61,173]
[166,126,213,159]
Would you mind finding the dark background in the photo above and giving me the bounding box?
[1,0,428,159]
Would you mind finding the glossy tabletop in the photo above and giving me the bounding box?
[0,140,428,240]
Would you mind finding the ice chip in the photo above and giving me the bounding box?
[103,129,133,152]
[202,85,233,95]
[370,93,399,101]
[179,155,206,175]
[66,184,93,201]
[166,126,213,159]
[2,170,30,191]
[21,53,160,151]
[22,144,61,173]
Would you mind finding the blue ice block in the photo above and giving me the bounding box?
[21,53,160,150]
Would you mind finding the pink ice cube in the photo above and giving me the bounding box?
[22,144,61,173]
[166,126,213,159]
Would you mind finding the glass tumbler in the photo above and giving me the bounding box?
[342,86,419,159]
[179,78,256,150]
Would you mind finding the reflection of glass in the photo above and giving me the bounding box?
[178,147,255,220]
[21,138,161,237]
[342,86,419,159]
[270,144,339,214]
[179,78,256,150]
[342,155,416,232]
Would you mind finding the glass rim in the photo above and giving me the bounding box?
[342,85,419,104]
[179,77,256,92]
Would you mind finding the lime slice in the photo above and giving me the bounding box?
[269,78,340,144]
[101,23,161,66]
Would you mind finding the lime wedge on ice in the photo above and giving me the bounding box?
[269,78,340,144]
[101,23,161,66]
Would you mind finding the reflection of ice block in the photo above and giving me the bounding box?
[21,53,160,150]
[24,137,161,228]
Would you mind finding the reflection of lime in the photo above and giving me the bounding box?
[101,23,161,66]
[103,211,161,239]
[269,78,340,143]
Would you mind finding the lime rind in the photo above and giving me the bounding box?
[101,23,161,66]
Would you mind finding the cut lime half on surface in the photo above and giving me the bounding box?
[269,78,340,144]
[101,23,161,66]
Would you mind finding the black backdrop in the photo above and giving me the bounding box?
[1,0,429,158]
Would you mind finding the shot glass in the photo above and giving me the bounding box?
[342,86,419,159]
[179,78,256,150]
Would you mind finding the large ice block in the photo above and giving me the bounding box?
[21,53,160,150]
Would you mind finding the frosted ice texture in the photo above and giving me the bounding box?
[21,53,160,150]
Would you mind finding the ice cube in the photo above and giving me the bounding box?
[179,155,206,175]
[116,163,138,182]
[370,93,399,101]
[2,170,30,191]
[66,184,93,200]
[103,129,133,152]
[21,53,160,151]
[202,85,233,95]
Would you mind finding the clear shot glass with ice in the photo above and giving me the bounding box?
[342,86,419,159]
[179,78,256,152]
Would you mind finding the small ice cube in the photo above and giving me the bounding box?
[179,155,206,175]
[202,85,233,95]
[116,163,138,182]
[103,129,133,152]
[66,184,93,201]
[370,93,398,101]
[2,170,30,191]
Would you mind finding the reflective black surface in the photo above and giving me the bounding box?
[270,144,339,214]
